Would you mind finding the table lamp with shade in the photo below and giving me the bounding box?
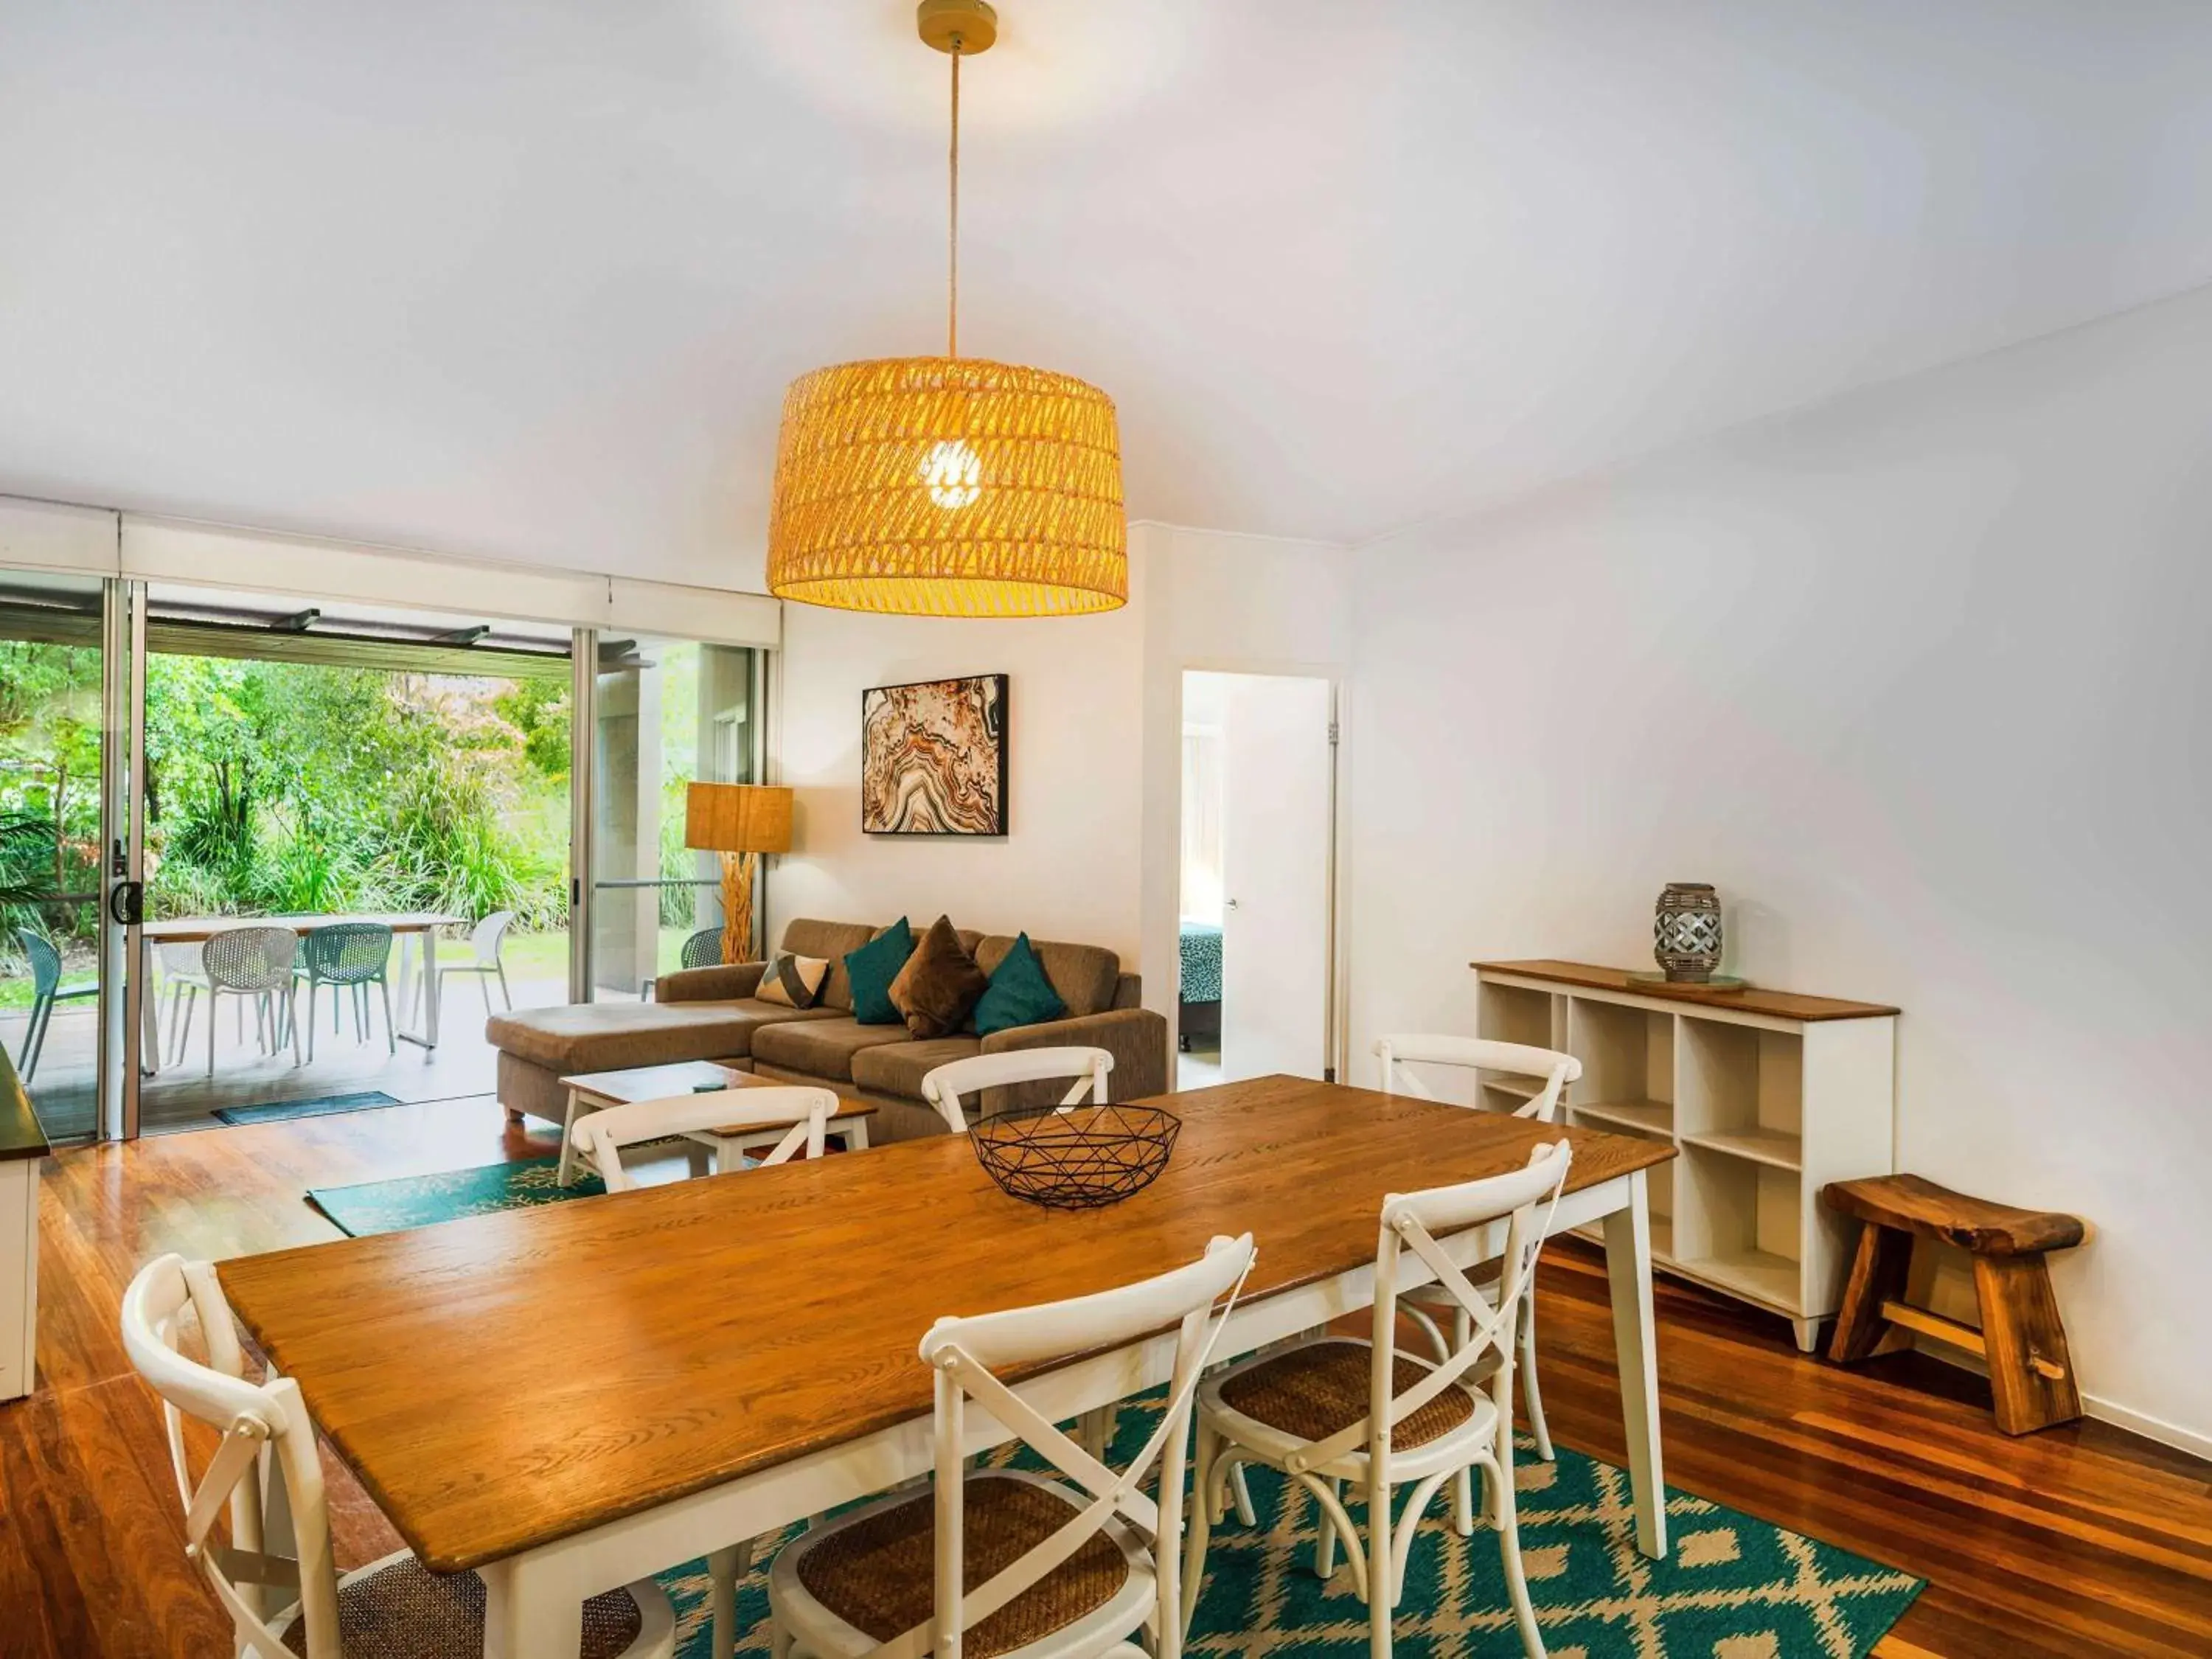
[684,783,794,964]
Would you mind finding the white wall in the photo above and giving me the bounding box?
[769,580,1147,963]
[1348,281,2212,1452]
[1136,525,1354,1046]
[767,524,1353,1011]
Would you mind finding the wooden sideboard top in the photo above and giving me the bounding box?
[1472,959,1899,1022]
[0,1045,49,1164]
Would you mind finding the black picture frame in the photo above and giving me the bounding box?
[860,672,1009,836]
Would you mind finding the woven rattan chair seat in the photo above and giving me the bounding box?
[1217,1337,1476,1450]
[279,1554,643,1659]
[792,1472,1130,1659]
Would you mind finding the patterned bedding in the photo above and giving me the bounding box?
[1178,921,1222,1004]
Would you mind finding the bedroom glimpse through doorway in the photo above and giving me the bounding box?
[1177,669,1335,1088]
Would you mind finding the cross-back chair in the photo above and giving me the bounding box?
[766,1231,1258,1659]
[1186,1141,1573,1659]
[919,1045,1114,1135]
[1374,1034,1581,1475]
[566,1085,840,1193]
[120,1252,674,1659]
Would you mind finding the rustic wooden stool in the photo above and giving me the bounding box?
[1822,1173,2086,1434]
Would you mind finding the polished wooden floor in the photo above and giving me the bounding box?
[3,1099,2208,1657]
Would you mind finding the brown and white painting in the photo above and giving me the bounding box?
[860,674,1009,835]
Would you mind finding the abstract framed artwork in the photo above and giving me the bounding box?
[860,673,1009,835]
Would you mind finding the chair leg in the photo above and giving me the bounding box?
[1180,1422,1217,1628]
[479,970,493,1016]
[21,997,50,1081]
[1315,1476,1342,1579]
[1229,1464,1257,1528]
[1521,1290,1554,1462]
[706,1539,749,1659]
[305,982,318,1064]
[1366,1472,1394,1659]
[379,977,395,1055]
[288,987,302,1067]
[770,1619,794,1659]
[207,991,220,1078]
[496,961,512,1010]
[1491,1449,1546,1658]
[1451,1304,1478,1534]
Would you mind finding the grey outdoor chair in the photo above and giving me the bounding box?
[680,927,725,970]
[201,925,302,1075]
[296,922,395,1061]
[13,928,97,1081]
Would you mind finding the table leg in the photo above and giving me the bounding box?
[1603,1169,1667,1558]
[480,1555,582,1659]
[844,1120,870,1152]
[394,931,444,1049]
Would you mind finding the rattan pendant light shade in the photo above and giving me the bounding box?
[765,1,1127,617]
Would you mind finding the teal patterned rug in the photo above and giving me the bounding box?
[646,1402,1919,1658]
[305,1169,1922,1654]
[307,1155,602,1235]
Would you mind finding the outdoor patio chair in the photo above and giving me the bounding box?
[680,926,723,969]
[157,942,212,1068]
[13,928,97,1082]
[296,922,396,1061]
[201,925,302,1075]
[437,909,515,1015]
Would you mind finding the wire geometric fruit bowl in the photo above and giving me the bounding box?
[970,1105,1181,1210]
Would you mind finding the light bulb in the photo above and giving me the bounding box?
[919,439,981,509]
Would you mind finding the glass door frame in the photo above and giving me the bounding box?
[97,575,148,1141]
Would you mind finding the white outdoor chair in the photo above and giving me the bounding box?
[919,1045,1114,1135]
[439,910,517,1015]
[1374,1034,1581,1472]
[201,925,302,1076]
[1185,1141,1573,1659]
[765,1231,1257,1659]
[119,1252,675,1659]
[566,1085,841,1193]
[156,942,212,1068]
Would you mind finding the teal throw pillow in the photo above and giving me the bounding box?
[972,933,1069,1037]
[845,917,915,1026]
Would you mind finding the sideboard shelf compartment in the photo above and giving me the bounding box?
[1475,957,1896,1352]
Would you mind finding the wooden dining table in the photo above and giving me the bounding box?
[139,911,465,1071]
[219,1074,1677,1658]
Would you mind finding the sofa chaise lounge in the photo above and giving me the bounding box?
[485,917,1168,1144]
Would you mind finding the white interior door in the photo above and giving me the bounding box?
[1216,673,1332,1082]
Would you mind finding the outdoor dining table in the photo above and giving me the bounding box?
[218,1074,1677,1658]
[139,911,465,1072]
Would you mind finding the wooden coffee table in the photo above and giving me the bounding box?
[554,1060,875,1186]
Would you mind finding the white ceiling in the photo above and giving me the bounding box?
[4,1,2211,588]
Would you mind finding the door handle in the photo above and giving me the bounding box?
[1225,898,1239,910]
[109,880,145,928]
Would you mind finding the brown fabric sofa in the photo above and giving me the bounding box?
[486,917,1167,1144]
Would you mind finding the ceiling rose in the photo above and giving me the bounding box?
[765,0,1128,618]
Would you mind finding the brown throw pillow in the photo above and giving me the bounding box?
[756,952,830,1009]
[889,915,989,1039]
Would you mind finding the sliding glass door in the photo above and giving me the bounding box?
[0,571,145,1142]
[578,633,763,1000]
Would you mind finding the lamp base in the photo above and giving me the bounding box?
[720,851,758,964]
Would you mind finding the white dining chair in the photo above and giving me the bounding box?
[119,1252,675,1659]
[201,925,302,1076]
[919,1044,1114,1135]
[439,909,517,1014]
[765,1231,1257,1659]
[1184,1141,1572,1659]
[566,1085,841,1193]
[1374,1034,1580,1475]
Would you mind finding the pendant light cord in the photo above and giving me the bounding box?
[948,41,961,358]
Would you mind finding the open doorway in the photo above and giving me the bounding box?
[1177,670,1334,1087]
